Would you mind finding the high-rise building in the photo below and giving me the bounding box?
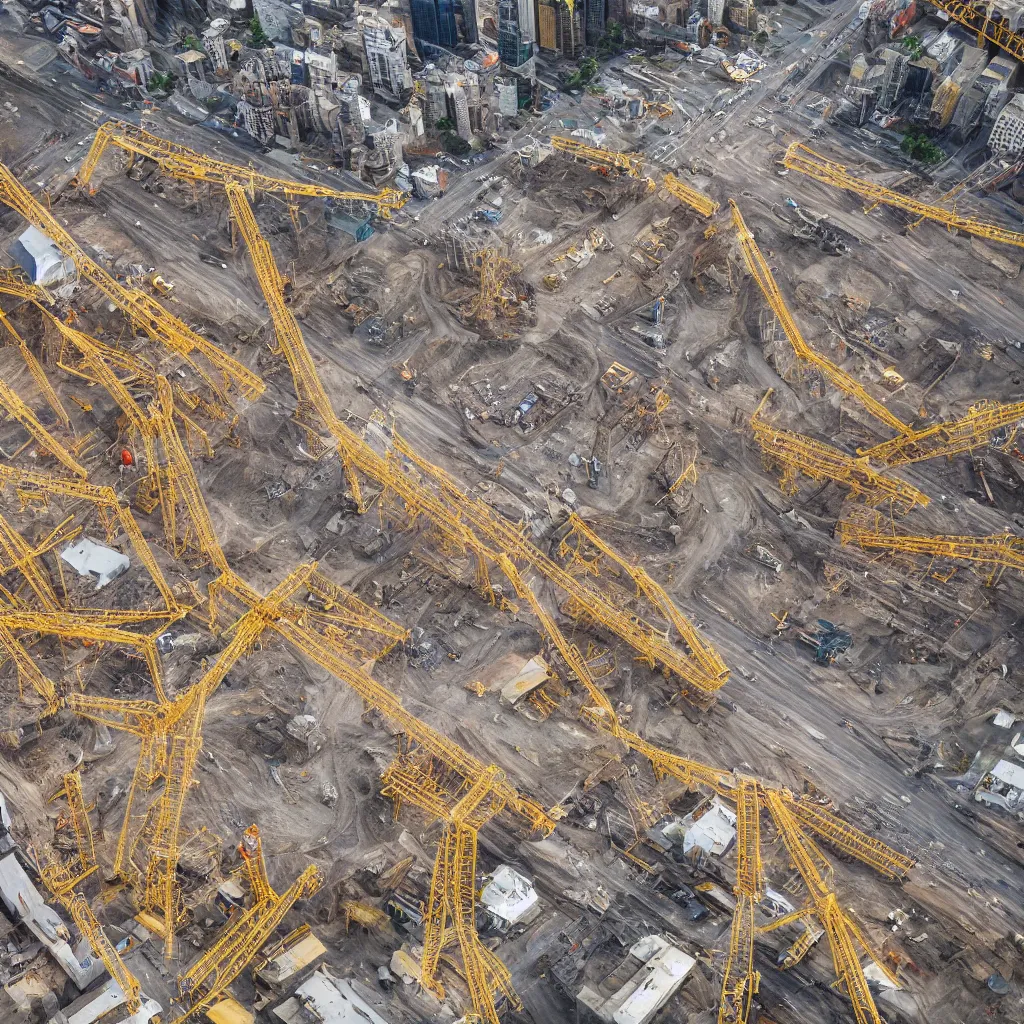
[557,0,583,58]
[498,0,526,64]
[362,15,414,101]
[410,0,459,49]
[585,0,605,45]
[445,75,472,138]
[537,0,558,51]
[409,0,477,50]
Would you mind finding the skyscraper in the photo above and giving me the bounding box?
[498,0,533,66]
[410,0,459,49]
[585,0,605,45]
[362,15,414,101]
[409,0,477,49]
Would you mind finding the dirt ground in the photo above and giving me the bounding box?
[1,7,1024,1021]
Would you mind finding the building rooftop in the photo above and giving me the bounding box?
[61,538,130,590]
[273,970,391,1024]
[480,865,539,927]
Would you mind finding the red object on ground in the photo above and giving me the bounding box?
[120,448,134,467]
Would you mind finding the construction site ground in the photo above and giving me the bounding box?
[2,0,1024,1018]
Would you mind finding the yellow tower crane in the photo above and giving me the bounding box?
[550,136,645,178]
[381,760,517,1024]
[172,825,323,1022]
[750,393,929,514]
[463,248,522,322]
[57,770,96,879]
[859,399,1024,466]
[663,173,720,218]
[0,307,70,427]
[0,464,179,614]
[764,790,898,1024]
[783,143,1024,250]
[919,0,1024,63]
[75,120,407,219]
[0,161,264,407]
[224,182,364,507]
[720,775,763,1024]
[837,510,1024,586]
[0,372,86,478]
[731,201,911,437]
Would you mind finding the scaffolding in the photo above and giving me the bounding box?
[750,394,929,515]
[731,201,910,437]
[76,121,407,219]
[783,143,1024,250]
[663,173,720,218]
[859,399,1024,465]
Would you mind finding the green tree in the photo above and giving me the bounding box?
[565,56,600,89]
[442,131,471,156]
[250,12,271,47]
[148,70,175,93]
[435,116,455,132]
[900,127,943,165]
[901,34,924,59]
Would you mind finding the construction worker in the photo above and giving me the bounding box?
[120,448,137,476]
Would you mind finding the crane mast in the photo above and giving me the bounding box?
[663,173,720,218]
[750,395,929,514]
[550,136,645,178]
[859,399,1024,465]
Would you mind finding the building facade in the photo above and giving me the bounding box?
[362,16,413,101]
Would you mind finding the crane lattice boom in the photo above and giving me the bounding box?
[731,201,910,436]
[783,143,1024,250]
[76,121,407,218]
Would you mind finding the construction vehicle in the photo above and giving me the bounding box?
[796,619,852,665]
[783,143,1024,250]
[148,273,174,297]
